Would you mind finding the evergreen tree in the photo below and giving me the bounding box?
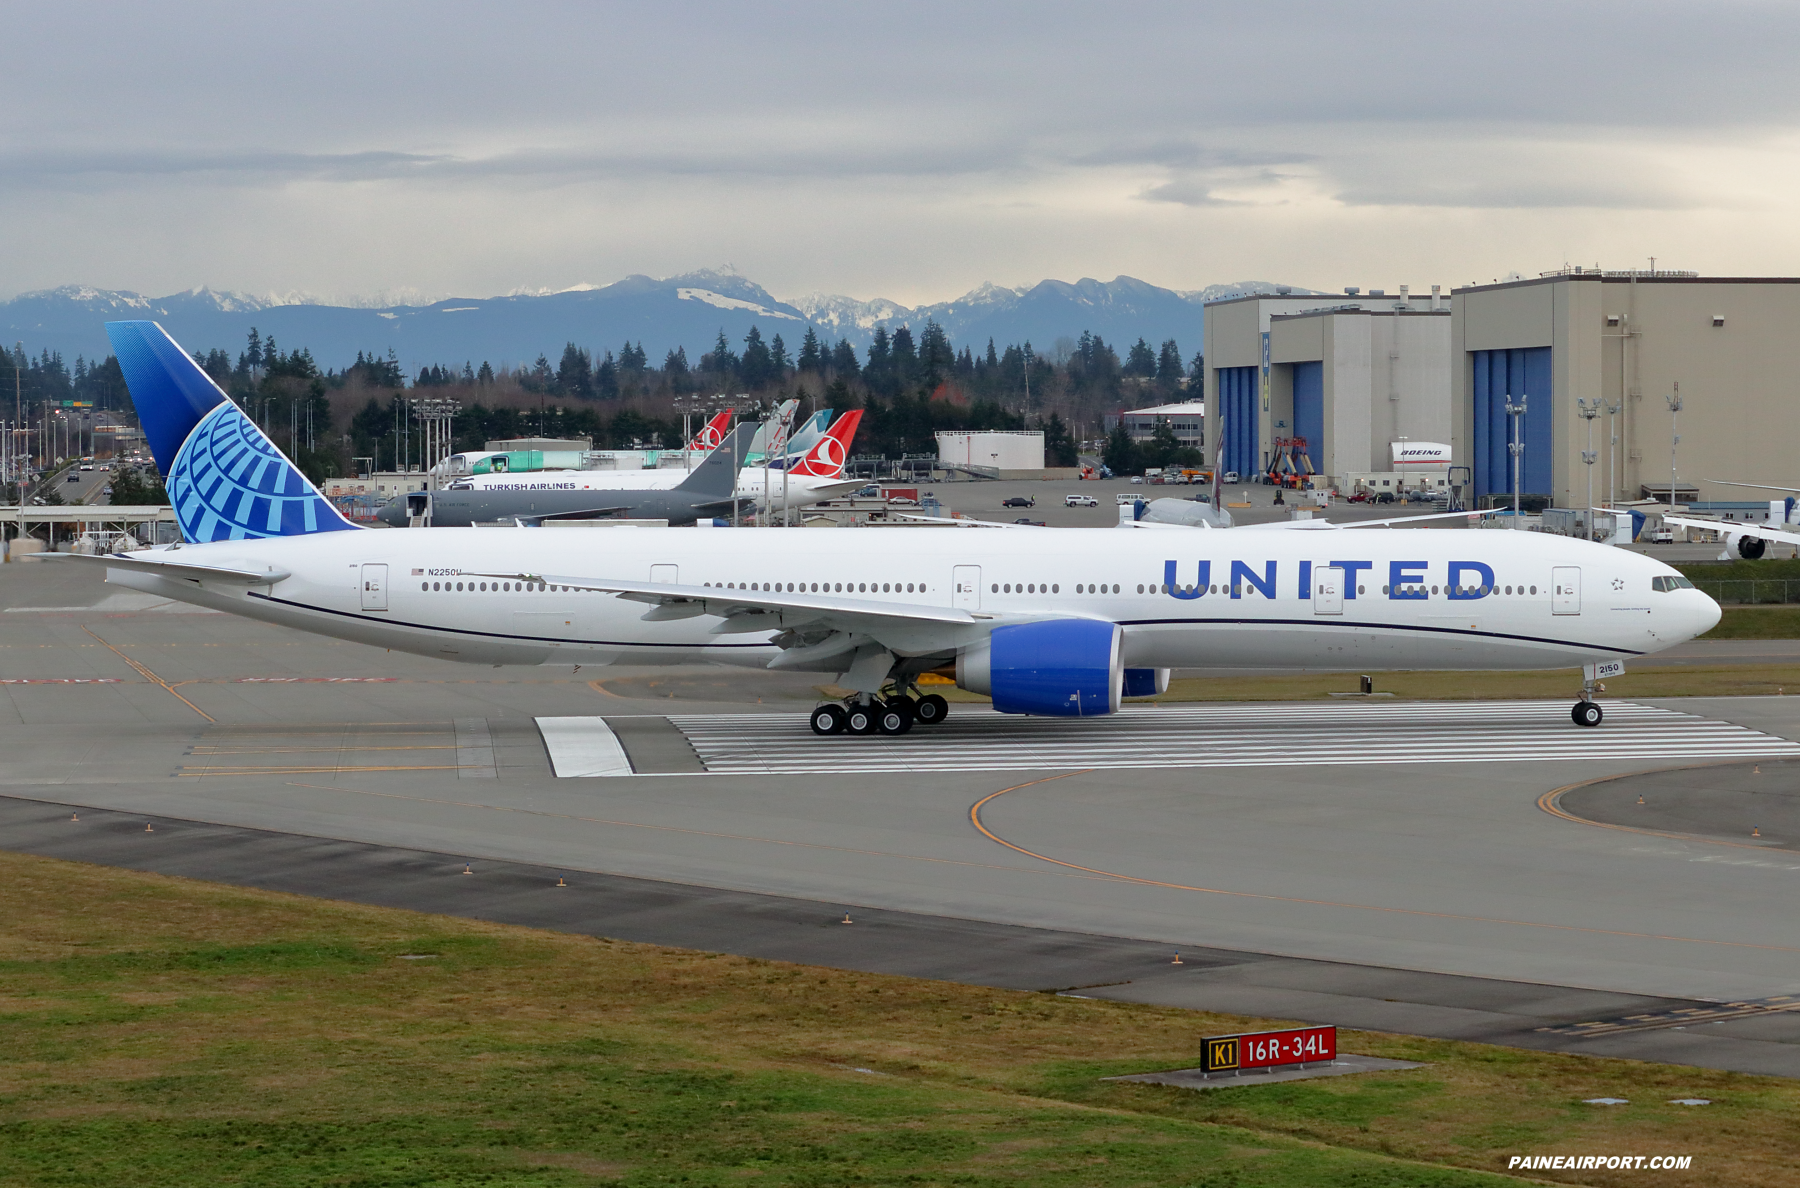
[557,343,594,397]
[1188,350,1205,386]
[797,326,822,372]
[477,361,494,385]
[865,326,891,394]
[1103,422,1140,474]
[1041,412,1078,466]
[1125,337,1157,377]
[702,329,739,381]
[663,346,690,380]
[1156,339,1184,388]
[918,320,954,392]
[595,351,619,399]
[830,339,860,377]
[890,325,918,393]
[740,326,774,389]
[769,332,791,376]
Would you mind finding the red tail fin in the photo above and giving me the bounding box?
[787,410,861,478]
[688,410,733,451]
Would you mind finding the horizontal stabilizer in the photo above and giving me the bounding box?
[35,551,290,585]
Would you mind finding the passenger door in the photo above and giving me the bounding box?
[952,565,982,610]
[360,563,388,611]
[1552,566,1581,615]
[1313,565,1344,615]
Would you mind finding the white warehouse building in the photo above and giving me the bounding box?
[935,431,1046,477]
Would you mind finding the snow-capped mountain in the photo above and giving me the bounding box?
[1,271,1312,372]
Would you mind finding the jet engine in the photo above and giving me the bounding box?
[955,620,1122,716]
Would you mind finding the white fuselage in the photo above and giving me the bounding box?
[108,526,1720,676]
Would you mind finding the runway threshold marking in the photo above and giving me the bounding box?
[80,626,215,722]
[669,700,1800,775]
[966,777,1800,957]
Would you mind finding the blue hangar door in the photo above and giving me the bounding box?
[1470,348,1551,503]
[1216,366,1259,477]
[1291,361,1323,473]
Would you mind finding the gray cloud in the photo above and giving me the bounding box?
[2,2,1798,302]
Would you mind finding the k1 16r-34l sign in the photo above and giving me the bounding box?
[1201,1026,1336,1073]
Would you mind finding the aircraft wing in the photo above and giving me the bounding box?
[463,569,1079,664]
[1663,514,1800,545]
[1704,479,1800,495]
[35,551,291,584]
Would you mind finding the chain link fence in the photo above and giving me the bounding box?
[1689,580,1800,605]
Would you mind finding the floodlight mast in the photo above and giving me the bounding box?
[1505,393,1527,528]
[1578,398,1601,539]
[1666,382,1682,510]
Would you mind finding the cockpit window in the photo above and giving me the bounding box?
[1651,575,1695,592]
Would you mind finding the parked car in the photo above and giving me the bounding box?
[1223,471,1240,484]
[1063,494,1099,507]
[1012,518,1047,526]
[1129,476,1144,485]
[1002,496,1035,508]
[886,496,918,506]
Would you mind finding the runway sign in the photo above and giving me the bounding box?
[1202,1025,1336,1073]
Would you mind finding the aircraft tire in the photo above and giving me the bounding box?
[845,705,878,735]
[810,704,847,735]
[877,700,913,735]
[914,694,949,725]
[1572,701,1603,728]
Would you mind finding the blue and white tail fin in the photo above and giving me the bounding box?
[106,321,358,542]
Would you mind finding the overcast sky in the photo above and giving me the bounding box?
[4,1,1796,305]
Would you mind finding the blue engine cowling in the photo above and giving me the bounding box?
[955,620,1122,716]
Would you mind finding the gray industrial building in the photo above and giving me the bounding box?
[1450,269,1800,509]
[1203,286,1448,483]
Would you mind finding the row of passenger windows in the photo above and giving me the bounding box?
[705,581,923,594]
[422,580,584,593]
[416,577,1563,598]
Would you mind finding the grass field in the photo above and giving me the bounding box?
[1,852,1796,1186]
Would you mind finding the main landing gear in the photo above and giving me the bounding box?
[809,688,950,737]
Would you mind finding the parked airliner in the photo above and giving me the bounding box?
[75,321,1720,736]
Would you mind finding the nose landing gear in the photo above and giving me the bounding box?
[1572,672,1607,728]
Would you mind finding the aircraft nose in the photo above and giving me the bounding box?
[376,501,403,527]
[1692,589,1723,639]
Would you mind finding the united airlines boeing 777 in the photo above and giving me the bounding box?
[70,322,1721,735]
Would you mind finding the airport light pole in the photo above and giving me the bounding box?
[1577,398,1600,539]
[1665,382,1682,510]
[1505,393,1527,528]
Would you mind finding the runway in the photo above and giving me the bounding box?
[5,559,1800,1077]
[661,699,1800,774]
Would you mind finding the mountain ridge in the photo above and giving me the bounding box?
[2,272,1312,372]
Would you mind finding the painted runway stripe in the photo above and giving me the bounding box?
[667,701,1800,774]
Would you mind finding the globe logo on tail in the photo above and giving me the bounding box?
[168,402,351,542]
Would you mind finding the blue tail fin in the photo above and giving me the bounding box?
[106,320,358,542]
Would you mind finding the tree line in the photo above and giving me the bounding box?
[10,318,1204,487]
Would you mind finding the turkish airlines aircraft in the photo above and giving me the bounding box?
[441,411,865,513]
[76,321,1720,735]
